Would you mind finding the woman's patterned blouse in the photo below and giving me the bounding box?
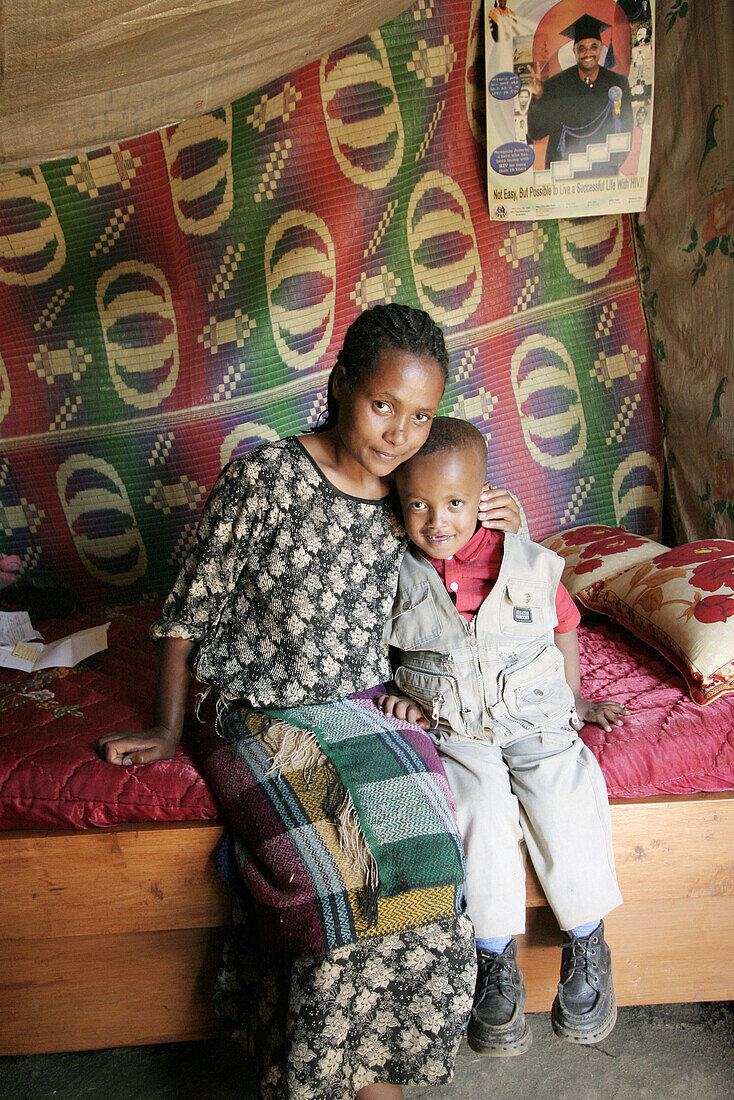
[152,438,407,706]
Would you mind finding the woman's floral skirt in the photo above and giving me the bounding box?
[213,891,476,1100]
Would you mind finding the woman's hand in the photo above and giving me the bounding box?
[97,726,181,765]
[377,692,431,729]
[478,485,521,533]
[97,636,194,765]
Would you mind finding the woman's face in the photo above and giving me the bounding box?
[333,348,445,478]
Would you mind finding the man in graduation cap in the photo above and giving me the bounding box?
[526,14,633,175]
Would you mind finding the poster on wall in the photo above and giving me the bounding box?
[485,0,654,220]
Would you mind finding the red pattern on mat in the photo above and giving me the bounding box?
[0,609,732,831]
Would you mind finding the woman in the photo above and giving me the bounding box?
[100,304,520,1099]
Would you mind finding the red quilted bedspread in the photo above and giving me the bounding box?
[0,605,220,830]
[576,616,734,798]
[0,606,732,831]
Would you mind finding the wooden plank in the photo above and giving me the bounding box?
[2,792,733,1053]
[0,926,224,1055]
[1,822,230,940]
[5,898,732,1054]
[4,796,732,937]
[608,793,734,901]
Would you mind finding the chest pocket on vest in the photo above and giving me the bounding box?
[385,584,443,651]
[499,579,551,638]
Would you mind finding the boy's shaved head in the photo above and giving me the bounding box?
[401,415,487,470]
[420,415,486,457]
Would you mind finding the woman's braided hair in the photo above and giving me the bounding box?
[314,304,449,432]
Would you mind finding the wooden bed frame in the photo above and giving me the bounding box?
[2,789,733,1055]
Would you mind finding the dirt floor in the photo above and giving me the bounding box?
[2,1002,732,1099]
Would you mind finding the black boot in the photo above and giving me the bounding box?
[467,939,532,1056]
[551,921,617,1044]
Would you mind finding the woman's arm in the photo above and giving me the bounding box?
[97,636,194,765]
[104,460,266,766]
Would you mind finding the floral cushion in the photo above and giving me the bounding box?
[541,525,667,599]
[578,540,734,705]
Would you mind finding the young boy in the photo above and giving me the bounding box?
[380,417,625,1056]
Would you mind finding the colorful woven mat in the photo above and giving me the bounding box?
[0,0,662,605]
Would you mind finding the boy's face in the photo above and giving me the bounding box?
[396,447,486,559]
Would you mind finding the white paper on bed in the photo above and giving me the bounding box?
[0,621,110,672]
[0,611,43,647]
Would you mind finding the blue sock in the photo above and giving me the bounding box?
[569,919,601,939]
[476,935,513,953]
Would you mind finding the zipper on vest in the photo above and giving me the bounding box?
[462,615,486,731]
[431,694,445,730]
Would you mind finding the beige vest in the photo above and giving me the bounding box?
[383,533,577,739]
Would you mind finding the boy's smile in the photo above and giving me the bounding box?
[396,447,486,560]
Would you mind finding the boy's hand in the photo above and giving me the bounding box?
[479,485,521,533]
[574,698,628,734]
[97,726,180,766]
[377,693,431,729]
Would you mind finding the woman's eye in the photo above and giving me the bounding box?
[413,413,429,423]
[374,401,390,413]
[450,500,464,509]
[410,502,427,512]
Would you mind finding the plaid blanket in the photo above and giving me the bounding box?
[195,693,465,957]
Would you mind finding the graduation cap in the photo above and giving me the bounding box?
[561,14,610,42]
